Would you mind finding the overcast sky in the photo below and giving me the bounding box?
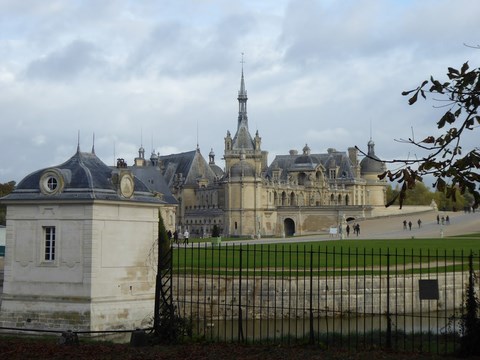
[1,0,479,185]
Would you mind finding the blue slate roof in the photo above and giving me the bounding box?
[360,140,385,174]
[160,149,219,188]
[267,151,355,181]
[2,150,171,204]
[130,165,177,204]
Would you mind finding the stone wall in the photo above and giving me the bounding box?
[0,310,91,332]
[174,272,471,320]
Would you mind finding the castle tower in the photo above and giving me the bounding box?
[360,139,387,206]
[223,64,268,176]
[223,62,267,236]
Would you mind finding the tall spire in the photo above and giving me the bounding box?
[237,52,248,130]
[229,53,256,151]
[196,120,200,151]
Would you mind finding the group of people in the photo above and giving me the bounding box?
[401,215,451,231]
[403,219,422,230]
[345,223,360,237]
[436,214,450,225]
[166,229,190,244]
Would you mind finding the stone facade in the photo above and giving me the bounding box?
[0,150,177,332]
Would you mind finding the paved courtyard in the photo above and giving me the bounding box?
[231,209,480,245]
[340,209,479,240]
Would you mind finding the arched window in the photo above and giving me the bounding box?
[316,171,323,182]
[290,192,296,206]
[298,172,307,185]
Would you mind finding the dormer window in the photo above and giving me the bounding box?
[39,170,64,195]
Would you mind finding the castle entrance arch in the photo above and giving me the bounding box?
[284,218,295,236]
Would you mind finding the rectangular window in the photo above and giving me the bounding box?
[44,226,56,261]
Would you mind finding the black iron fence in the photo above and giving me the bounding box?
[172,242,480,355]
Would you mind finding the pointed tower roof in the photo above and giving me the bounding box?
[159,150,219,188]
[232,64,255,150]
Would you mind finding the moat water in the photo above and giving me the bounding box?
[193,311,460,341]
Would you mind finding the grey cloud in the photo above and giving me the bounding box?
[125,21,187,76]
[279,0,388,67]
[279,0,480,70]
[176,13,258,75]
[125,12,257,78]
[24,40,105,81]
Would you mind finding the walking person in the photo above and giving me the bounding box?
[346,224,350,237]
[403,220,407,230]
[183,229,189,244]
[173,230,178,244]
[408,221,412,230]
[417,219,422,228]
[355,223,360,236]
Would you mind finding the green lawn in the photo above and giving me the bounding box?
[172,234,480,275]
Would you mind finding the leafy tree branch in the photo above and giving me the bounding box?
[359,62,480,208]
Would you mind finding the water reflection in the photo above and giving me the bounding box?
[195,311,461,341]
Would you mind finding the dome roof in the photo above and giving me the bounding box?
[294,155,314,165]
[4,151,163,204]
[360,156,384,174]
[16,151,119,192]
[209,163,224,178]
[292,154,317,170]
[230,160,255,178]
[360,140,385,174]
